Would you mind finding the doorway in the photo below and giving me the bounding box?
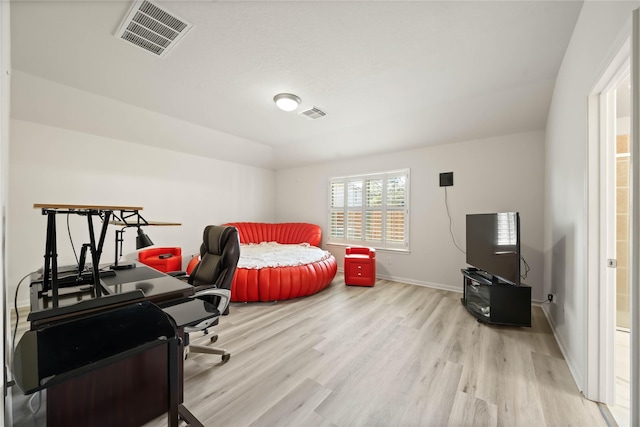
[586,37,632,427]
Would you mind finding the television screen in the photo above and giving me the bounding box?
[466,212,520,285]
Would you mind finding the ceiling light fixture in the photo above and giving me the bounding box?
[274,93,301,112]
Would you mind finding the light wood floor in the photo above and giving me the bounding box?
[141,274,606,427]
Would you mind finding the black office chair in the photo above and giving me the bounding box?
[163,225,240,363]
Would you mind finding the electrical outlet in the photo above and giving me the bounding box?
[547,293,557,304]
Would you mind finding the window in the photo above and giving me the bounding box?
[329,169,409,250]
[496,212,517,246]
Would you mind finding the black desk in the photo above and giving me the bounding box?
[15,301,181,427]
[28,264,193,328]
[17,264,204,427]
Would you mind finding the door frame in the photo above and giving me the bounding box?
[586,38,630,405]
[586,11,640,426]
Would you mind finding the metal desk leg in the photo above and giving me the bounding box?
[43,211,59,306]
[168,337,179,427]
[169,334,204,427]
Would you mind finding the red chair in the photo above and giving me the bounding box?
[344,246,376,286]
[185,255,199,275]
[138,247,182,273]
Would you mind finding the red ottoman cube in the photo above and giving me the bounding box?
[344,246,376,286]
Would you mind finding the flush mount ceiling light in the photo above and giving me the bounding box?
[274,93,301,112]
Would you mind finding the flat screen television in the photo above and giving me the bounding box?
[466,212,521,285]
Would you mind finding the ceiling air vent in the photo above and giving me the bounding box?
[299,107,327,120]
[115,0,193,58]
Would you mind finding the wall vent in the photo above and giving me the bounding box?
[115,0,193,58]
[299,106,327,120]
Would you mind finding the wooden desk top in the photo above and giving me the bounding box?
[34,203,144,211]
[110,220,182,226]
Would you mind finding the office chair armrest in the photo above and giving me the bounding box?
[193,288,231,316]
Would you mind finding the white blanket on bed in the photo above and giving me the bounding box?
[237,242,331,269]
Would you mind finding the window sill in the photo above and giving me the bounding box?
[326,242,410,254]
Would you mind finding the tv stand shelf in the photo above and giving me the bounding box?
[461,269,531,327]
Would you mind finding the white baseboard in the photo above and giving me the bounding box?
[376,273,462,293]
[540,304,584,395]
[337,267,461,294]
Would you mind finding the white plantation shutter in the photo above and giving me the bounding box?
[347,211,362,239]
[330,181,344,208]
[365,179,382,207]
[347,181,363,240]
[328,169,409,250]
[365,211,382,242]
[347,181,362,207]
[385,211,405,244]
[329,182,345,239]
[365,178,383,241]
[385,175,406,244]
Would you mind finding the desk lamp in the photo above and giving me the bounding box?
[111,226,154,270]
[136,227,154,249]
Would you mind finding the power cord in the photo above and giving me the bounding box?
[67,213,79,266]
[444,186,466,254]
[12,271,43,415]
[11,271,37,405]
[27,392,42,414]
[521,255,530,280]
[12,271,34,356]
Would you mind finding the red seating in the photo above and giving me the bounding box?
[224,222,322,247]
[344,246,376,286]
[222,222,337,302]
[138,247,182,273]
[185,255,199,275]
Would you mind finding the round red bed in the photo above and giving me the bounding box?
[223,222,337,302]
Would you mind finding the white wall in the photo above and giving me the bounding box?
[8,119,276,307]
[276,130,545,300]
[544,1,637,394]
[11,71,276,170]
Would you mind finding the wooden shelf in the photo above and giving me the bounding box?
[34,203,144,211]
[110,221,181,227]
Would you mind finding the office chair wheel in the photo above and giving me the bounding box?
[210,335,218,344]
[221,354,231,363]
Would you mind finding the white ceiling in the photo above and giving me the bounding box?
[10,0,583,170]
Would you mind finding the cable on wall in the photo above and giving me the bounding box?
[521,255,530,280]
[67,213,79,266]
[444,186,465,254]
[12,271,34,355]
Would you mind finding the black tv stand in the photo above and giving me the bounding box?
[460,268,531,327]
